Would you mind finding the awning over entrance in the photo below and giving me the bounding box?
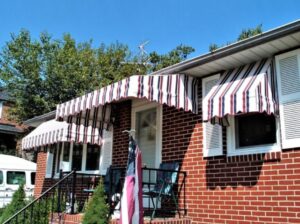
[203,58,277,123]
[22,119,103,150]
[56,74,198,123]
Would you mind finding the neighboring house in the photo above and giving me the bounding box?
[0,89,24,155]
[22,20,300,224]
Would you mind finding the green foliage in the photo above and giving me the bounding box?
[0,207,5,219]
[0,30,194,121]
[0,183,27,223]
[237,24,263,41]
[209,24,263,52]
[82,179,109,224]
[209,43,219,52]
[148,44,195,72]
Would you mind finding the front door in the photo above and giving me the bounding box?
[132,101,162,206]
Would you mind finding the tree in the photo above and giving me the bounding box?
[148,44,195,72]
[209,24,263,52]
[0,183,27,223]
[82,179,109,224]
[0,30,194,121]
[237,24,262,41]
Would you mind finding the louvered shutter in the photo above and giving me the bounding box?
[202,74,223,157]
[276,49,300,149]
[99,129,113,175]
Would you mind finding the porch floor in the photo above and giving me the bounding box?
[51,213,191,224]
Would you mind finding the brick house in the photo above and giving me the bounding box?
[22,20,300,224]
[0,89,24,155]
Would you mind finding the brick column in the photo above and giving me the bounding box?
[34,151,47,197]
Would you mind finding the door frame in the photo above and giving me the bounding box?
[131,100,162,169]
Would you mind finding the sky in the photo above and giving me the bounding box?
[0,0,300,58]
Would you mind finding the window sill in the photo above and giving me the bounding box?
[53,170,102,179]
[227,144,281,157]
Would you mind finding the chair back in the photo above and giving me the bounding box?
[154,162,179,195]
[104,166,122,195]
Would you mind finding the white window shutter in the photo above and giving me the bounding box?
[46,152,54,177]
[99,129,113,175]
[202,74,223,157]
[276,49,300,149]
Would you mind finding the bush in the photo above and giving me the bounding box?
[0,183,27,223]
[82,179,109,224]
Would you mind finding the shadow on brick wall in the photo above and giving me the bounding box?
[205,152,281,190]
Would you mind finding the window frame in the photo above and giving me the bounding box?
[227,114,281,156]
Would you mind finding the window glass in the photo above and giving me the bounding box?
[7,171,26,185]
[56,143,62,173]
[72,144,82,171]
[31,172,36,185]
[63,143,70,162]
[0,171,3,184]
[86,144,100,170]
[236,113,276,148]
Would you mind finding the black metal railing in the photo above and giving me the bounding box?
[3,166,186,223]
[108,167,187,218]
[3,170,76,224]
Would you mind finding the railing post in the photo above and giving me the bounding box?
[71,169,77,214]
[57,169,63,212]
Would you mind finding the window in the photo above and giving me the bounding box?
[236,114,276,147]
[0,171,3,184]
[7,171,26,185]
[0,102,3,119]
[31,172,36,185]
[56,143,62,173]
[54,130,113,176]
[86,144,100,171]
[72,144,83,171]
[227,113,280,156]
[46,145,55,177]
[63,143,70,162]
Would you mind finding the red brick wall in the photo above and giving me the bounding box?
[162,104,300,224]
[34,97,300,223]
[34,151,48,196]
[112,100,131,167]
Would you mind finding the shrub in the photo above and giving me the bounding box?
[0,183,27,223]
[82,179,109,224]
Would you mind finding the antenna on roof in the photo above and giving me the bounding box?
[138,40,149,58]
[138,40,151,66]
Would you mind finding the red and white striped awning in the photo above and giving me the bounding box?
[22,119,103,150]
[56,74,198,122]
[203,58,277,123]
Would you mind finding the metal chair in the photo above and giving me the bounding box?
[143,162,180,219]
[103,166,122,214]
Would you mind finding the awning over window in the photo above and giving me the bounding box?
[203,58,277,123]
[56,74,198,122]
[22,119,103,150]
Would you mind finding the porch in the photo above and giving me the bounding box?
[3,167,187,223]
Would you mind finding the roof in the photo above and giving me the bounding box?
[23,110,56,127]
[0,154,36,171]
[151,19,300,77]
[0,90,10,101]
[0,124,24,134]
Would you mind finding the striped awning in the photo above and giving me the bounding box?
[56,74,198,123]
[22,119,103,150]
[203,58,277,123]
